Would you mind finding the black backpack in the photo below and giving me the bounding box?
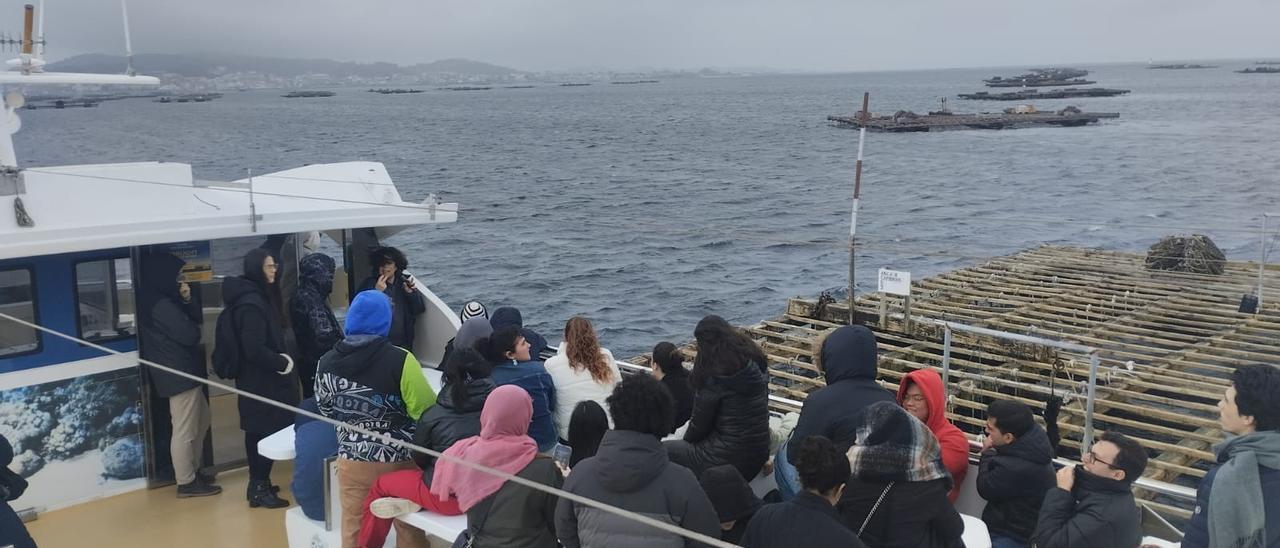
[211,302,250,379]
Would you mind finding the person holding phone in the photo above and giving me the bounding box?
[357,246,427,351]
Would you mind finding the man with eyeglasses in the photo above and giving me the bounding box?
[1030,432,1147,548]
[1182,364,1280,548]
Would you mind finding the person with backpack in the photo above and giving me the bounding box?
[215,247,298,509]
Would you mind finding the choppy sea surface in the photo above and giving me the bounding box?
[16,63,1280,356]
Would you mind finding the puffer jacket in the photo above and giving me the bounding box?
[670,360,771,479]
[222,275,299,434]
[290,253,342,397]
[978,423,1056,542]
[1030,469,1142,548]
[787,325,895,462]
[469,456,563,548]
[412,378,494,483]
[556,430,719,548]
[139,252,207,398]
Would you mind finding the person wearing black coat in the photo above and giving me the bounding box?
[664,315,771,479]
[0,434,35,548]
[777,325,895,499]
[650,341,694,434]
[289,253,342,398]
[221,248,298,509]
[699,464,764,544]
[838,402,964,548]
[356,246,426,351]
[1031,432,1147,548]
[742,436,865,548]
[411,348,494,480]
[139,252,220,498]
[978,400,1056,547]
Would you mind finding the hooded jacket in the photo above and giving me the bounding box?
[787,325,895,463]
[139,252,206,398]
[897,369,970,501]
[290,253,342,397]
[440,317,494,370]
[978,422,1056,542]
[1030,468,1142,548]
[698,464,763,544]
[490,307,550,359]
[315,290,436,462]
[0,435,34,548]
[412,376,494,483]
[222,250,299,434]
[670,358,772,479]
[555,430,720,548]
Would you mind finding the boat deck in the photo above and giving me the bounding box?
[631,245,1280,520]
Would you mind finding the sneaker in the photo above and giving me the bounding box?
[177,480,222,498]
[369,497,422,519]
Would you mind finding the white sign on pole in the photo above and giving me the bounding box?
[878,268,911,296]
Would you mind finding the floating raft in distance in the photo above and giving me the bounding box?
[282,91,335,98]
[827,108,1120,132]
[367,88,424,94]
[986,78,1097,88]
[1147,64,1217,70]
[959,88,1131,100]
[1237,67,1280,74]
[625,245,1280,522]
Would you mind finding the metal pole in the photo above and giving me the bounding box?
[1260,214,1269,312]
[941,326,953,401]
[848,92,869,325]
[1083,352,1100,452]
[248,168,257,233]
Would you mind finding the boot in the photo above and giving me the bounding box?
[177,478,221,498]
[247,479,289,509]
[197,469,218,487]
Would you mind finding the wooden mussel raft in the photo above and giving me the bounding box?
[958,88,1131,101]
[828,106,1120,132]
[627,246,1280,522]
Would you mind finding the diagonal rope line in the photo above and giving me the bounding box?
[0,311,734,548]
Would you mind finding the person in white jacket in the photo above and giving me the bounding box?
[544,316,620,441]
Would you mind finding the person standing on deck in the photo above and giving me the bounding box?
[1182,364,1280,548]
[290,253,343,398]
[316,290,437,548]
[357,246,426,351]
[139,252,220,498]
[977,400,1056,548]
[221,248,299,509]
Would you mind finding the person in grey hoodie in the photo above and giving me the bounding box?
[556,374,720,548]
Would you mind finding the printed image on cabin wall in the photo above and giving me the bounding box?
[0,368,146,511]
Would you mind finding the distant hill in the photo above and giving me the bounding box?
[48,53,522,78]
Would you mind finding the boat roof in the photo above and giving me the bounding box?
[0,160,457,260]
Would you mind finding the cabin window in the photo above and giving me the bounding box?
[74,257,135,342]
[0,268,39,356]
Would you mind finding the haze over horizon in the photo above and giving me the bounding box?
[2,0,1277,73]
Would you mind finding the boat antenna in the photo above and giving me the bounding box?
[121,0,135,76]
[36,0,45,56]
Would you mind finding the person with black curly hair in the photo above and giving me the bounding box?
[357,246,427,351]
[741,436,865,548]
[1183,364,1280,548]
[555,374,719,547]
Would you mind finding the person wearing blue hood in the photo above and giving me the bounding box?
[489,306,550,359]
[775,325,894,500]
[315,290,437,548]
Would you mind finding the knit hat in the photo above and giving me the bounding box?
[460,301,488,321]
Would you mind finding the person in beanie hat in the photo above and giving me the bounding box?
[460,301,488,322]
[838,401,963,548]
[699,464,765,543]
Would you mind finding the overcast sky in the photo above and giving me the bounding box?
[4,0,1277,72]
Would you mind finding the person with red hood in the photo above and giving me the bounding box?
[897,369,969,502]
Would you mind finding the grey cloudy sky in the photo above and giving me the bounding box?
[5,0,1278,72]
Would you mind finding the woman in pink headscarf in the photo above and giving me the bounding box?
[363,385,563,548]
